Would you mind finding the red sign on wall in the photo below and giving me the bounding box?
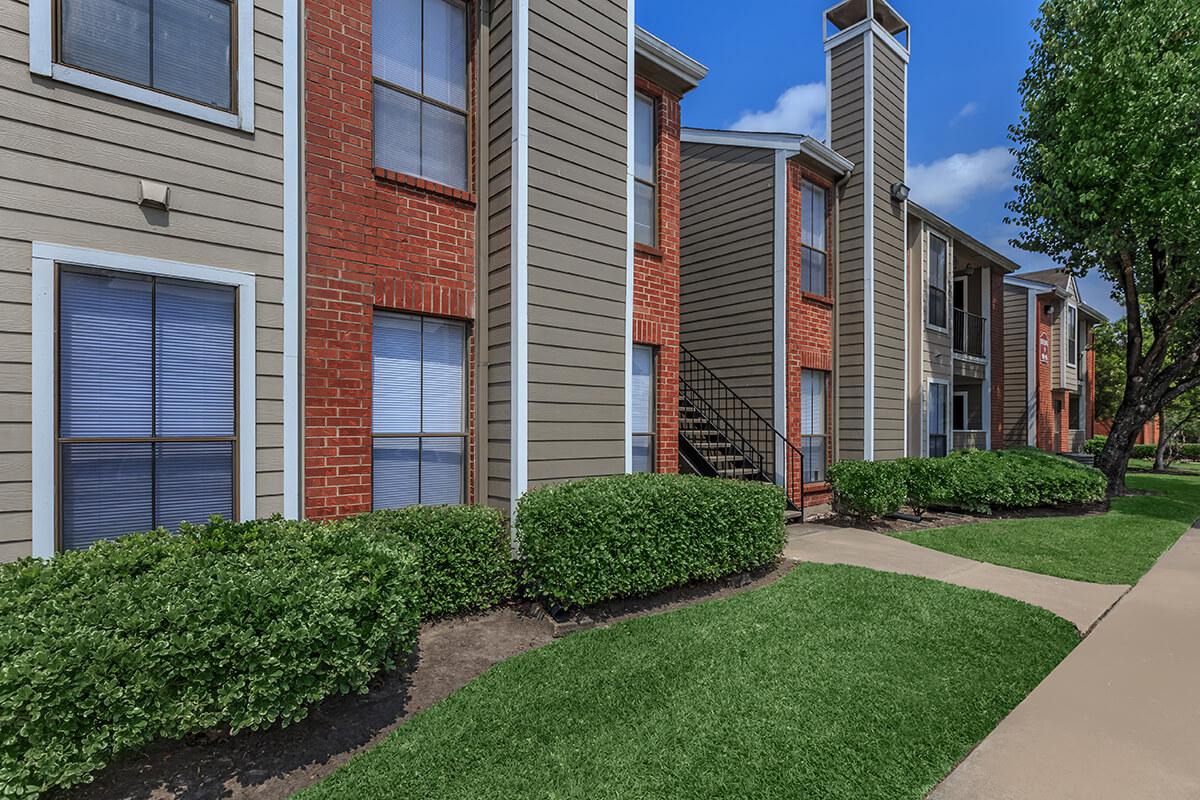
[1039,331,1050,364]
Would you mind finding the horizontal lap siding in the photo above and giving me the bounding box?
[679,143,776,426]
[872,40,906,460]
[1002,286,1031,445]
[525,0,628,485]
[487,0,514,508]
[0,0,286,555]
[830,35,866,459]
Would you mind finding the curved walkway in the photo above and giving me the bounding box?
[785,525,1129,633]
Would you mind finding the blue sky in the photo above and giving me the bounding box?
[637,0,1122,321]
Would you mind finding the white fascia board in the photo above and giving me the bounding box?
[510,0,531,515]
[680,129,854,176]
[825,18,910,65]
[624,4,636,473]
[862,30,876,460]
[282,0,301,518]
[633,26,708,91]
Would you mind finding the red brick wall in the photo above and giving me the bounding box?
[990,268,1005,449]
[785,161,835,508]
[1035,297,1055,452]
[304,0,478,520]
[633,77,681,474]
[1086,331,1096,439]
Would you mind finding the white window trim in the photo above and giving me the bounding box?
[926,230,951,333]
[1065,303,1079,368]
[28,0,255,132]
[31,243,257,558]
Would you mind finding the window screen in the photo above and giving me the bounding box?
[800,369,828,484]
[59,0,234,110]
[928,234,948,329]
[632,345,655,472]
[373,0,468,189]
[800,181,829,295]
[634,94,657,247]
[372,312,467,507]
[58,268,236,550]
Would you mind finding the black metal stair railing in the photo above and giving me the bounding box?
[679,345,805,516]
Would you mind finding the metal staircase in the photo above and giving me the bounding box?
[678,345,806,518]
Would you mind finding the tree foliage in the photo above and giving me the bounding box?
[1008,0,1200,494]
[1091,321,1126,422]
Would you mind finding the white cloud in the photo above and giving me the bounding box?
[909,147,1015,213]
[730,83,826,138]
[951,101,979,125]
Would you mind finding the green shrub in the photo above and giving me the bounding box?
[1181,443,1200,460]
[895,458,949,516]
[936,449,1106,514]
[515,474,785,608]
[828,460,908,520]
[1083,436,1108,456]
[1132,443,1157,459]
[0,517,421,798]
[350,505,515,618]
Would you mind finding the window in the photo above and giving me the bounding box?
[632,345,656,472]
[372,312,467,508]
[928,382,948,457]
[800,369,828,484]
[57,268,236,550]
[928,233,949,329]
[1067,306,1079,367]
[1069,393,1081,430]
[634,93,657,247]
[800,180,829,295]
[373,0,468,190]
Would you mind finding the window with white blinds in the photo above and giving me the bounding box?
[57,268,236,550]
[928,382,949,457]
[800,181,829,295]
[632,345,655,472]
[800,369,828,484]
[634,94,657,247]
[372,0,468,189]
[58,0,235,110]
[372,312,466,507]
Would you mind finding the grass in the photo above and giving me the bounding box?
[297,563,1077,800]
[894,472,1200,585]
[1128,458,1200,474]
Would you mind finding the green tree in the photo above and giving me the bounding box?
[1091,321,1126,423]
[1154,389,1200,470]
[1007,0,1200,495]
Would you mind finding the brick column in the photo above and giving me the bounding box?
[633,77,681,473]
[1036,297,1055,453]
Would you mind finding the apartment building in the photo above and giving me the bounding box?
[0,0,705,558]
[1001,269,1104,453]
[302,1,705,520]
[0,0,303,559]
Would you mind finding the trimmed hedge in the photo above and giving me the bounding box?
[515,473,786,608]
[1182,443,1200,460]
[1083,436,1107,456]
[0,517,421,798]
[830,449,1107,519]
[350,505,516,618]
[828,460,907,521]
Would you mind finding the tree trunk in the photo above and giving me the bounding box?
[1096,415,1142,496]
[1155,410,1169,471]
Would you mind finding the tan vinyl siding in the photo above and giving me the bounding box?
[524,0,628,485]
[1002,286,1032,446]
[871,38,907,460]
[830,34,866,459]
[486,0,514,509]
[0,0,286,554]
[679,142,776,427]
[905,215,922,455]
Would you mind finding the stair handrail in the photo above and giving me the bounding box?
[679,345,807,515]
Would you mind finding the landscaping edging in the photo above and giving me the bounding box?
[56,562,795,800]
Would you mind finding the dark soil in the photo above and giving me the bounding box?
[813,500,1111,534]
[57,561,795,800]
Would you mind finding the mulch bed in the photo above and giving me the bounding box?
[56,561,795,800]
[811,501,1111,534]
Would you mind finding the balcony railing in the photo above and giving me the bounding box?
[953,308,987,359]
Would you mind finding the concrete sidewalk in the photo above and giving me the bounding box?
[785,525,1128,633]
[926,526,1200,800]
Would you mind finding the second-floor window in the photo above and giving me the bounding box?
[58,0,235,110]
[928,233,949,329]
[373,0,468,190]
[634,93,657,247]
[801,180,829,295]
[1067,306,1079,367]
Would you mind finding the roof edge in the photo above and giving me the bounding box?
[634,27,708,92]
[909,201,1023,274]
[680,128,855,176]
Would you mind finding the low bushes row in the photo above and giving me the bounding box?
[830,449,1107,520]
[1085,435,1200,461]
[516,473,787,608]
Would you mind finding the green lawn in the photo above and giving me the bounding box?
[297,564,1076,800]
[1128,458,1200,474]
[894,472,1200,585]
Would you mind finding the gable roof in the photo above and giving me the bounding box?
[908,202,1022,274]
[1013,268,1071,291]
